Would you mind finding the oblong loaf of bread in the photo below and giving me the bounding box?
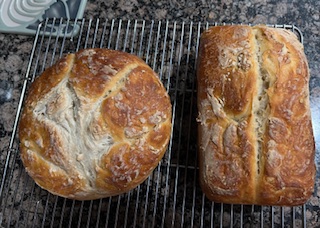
[19,48,172,200]
[197,25,315,206]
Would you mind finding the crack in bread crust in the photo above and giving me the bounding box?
[252,29,271,177]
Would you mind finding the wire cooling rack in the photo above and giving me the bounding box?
[0,18,315,227]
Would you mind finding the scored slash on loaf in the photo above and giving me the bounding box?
[197,25,315,206]
[18,48,172,200]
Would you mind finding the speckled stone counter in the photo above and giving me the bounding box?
[1,0,319,227]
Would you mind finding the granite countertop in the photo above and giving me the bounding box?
[0,0,319,227]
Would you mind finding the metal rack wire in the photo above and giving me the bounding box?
[0,18,310,227]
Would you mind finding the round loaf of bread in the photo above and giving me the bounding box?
[18,48,172,200]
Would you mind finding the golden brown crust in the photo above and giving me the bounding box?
[197,25,315,206]
[19,48,172,200]
[257,26,315,206]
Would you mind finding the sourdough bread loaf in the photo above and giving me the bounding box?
[19,48,172,200]
[197,25,315,206]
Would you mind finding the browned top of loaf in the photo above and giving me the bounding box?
[197,25,315,206]
[19,48,172,200]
